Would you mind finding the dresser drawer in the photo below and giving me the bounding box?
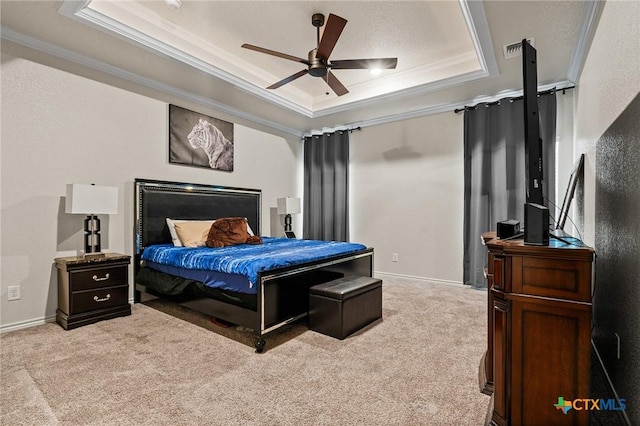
[69,265,128,291]
[511,256,592,302]
[70,284,129,314]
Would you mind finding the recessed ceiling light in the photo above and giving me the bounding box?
[165,0,182,10]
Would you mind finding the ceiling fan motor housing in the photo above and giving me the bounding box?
[308,48,328,77]
[312,13,325,28]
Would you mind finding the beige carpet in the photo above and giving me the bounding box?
[1,276,490,425]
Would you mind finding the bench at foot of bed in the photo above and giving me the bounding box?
[308,276,383,340]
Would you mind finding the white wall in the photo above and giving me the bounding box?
[350,112,464,284]
[554,91,576,225]
[0,53,301,329]
[349,91,576,284]
[574,0,640,245]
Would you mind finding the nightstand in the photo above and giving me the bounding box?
[55,253,131,330]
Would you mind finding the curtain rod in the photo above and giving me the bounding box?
[454,86,575,114]
[302,126,362,140]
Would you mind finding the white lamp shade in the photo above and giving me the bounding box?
[65,184,118,215]
[277,197,301,215]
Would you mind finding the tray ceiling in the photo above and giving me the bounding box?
[62,0,492,116]
[1,1,598,136]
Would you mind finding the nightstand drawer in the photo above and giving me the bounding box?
[70,284,129,314]
[70,265,128,291]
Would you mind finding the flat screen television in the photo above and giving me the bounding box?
[554,153,585,234]
[522,39,549,245]
[522,39,544,205]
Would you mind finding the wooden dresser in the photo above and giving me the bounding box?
[480,232,594,426]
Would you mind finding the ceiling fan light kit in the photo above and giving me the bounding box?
[242,13,398,97]
[164,0,182,10]
[308,48,327,78]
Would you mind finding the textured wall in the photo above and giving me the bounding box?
[574,1,640,247]
[594,93,639,424]
[573,1,639,422]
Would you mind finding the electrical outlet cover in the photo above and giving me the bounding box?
[8,285,21,301]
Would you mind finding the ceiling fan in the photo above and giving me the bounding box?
[242,13,398,96]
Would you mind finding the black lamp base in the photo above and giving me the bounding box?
[84,215,104,258]
[284,214,292,232]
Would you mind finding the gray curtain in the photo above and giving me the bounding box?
[463,93,556,288]
[303,131,350,241]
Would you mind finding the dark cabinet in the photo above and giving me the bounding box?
[481,233,594,426]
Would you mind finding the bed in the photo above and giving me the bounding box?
[134,178,374,352]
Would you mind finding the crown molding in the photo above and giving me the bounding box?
[4,0,597,140]
[567,0,605,83]
[56,0,315,117]
[0,25,304,138]
[303,80,575,138]
[460,0,499,77]
[56,0,497,119]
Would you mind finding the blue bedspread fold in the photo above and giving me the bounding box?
[141,237,367,288]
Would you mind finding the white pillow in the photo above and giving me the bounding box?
[246,220,255,236]
[166,217,256,246]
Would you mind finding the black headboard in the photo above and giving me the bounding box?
[134,179,261,254]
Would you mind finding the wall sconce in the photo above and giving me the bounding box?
[277,197,301,232]
[65,184,118,258]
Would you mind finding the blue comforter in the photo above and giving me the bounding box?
[141,237,367,288]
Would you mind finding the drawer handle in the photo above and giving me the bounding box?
[93,294,111,302]
[92,273,110,282]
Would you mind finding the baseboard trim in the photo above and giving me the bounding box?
[373,271,466,287]
[591,339,633,425]
[1,300,137,333]
[1,315,57,334]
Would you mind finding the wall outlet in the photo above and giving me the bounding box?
[392,253,399,262]
[8,285,21,301]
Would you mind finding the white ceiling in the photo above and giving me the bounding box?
[1,1,600,137]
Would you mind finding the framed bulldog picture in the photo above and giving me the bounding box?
[168,104,234,171]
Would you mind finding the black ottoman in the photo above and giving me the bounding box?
[309,276,382,339]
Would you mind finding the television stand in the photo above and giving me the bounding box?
[550,232,573,245]
[498,232,524,241]
[480,231,594,425]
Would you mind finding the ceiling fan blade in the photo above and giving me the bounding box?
[242,44,310,65]
[329,58,398,70]
[316,14,347,60]
[325,71,349,96]
[267,69,310,89]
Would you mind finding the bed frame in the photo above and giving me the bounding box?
[133,178,374,352]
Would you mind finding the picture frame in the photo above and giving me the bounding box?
[168,104,234,171]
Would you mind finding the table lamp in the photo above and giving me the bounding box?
[66,183,118,258]
[277,197,301,232]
